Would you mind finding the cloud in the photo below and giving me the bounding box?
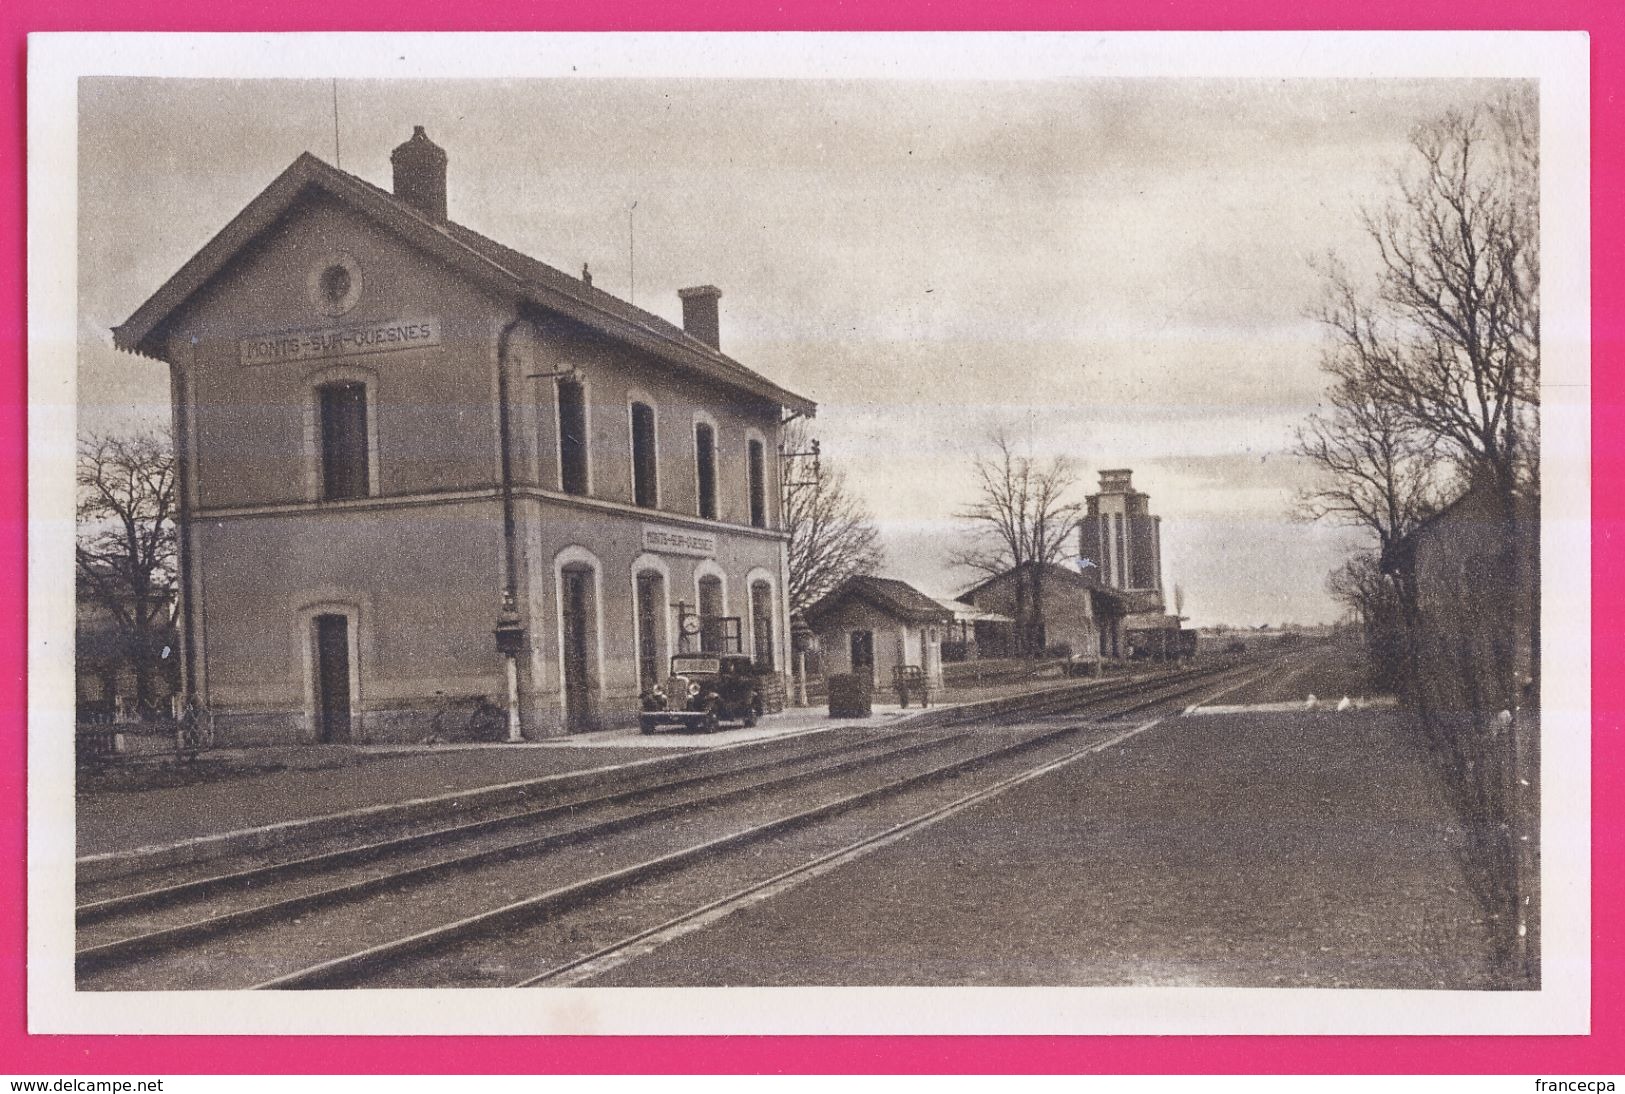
[78,74,1517,626]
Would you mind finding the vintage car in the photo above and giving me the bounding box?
[639,653,765,734]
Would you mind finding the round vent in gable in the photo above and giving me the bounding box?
[308,253,363,317]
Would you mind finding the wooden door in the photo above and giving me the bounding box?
[636,571,663,691]
[750,581,775,669]
[698,576,724,654]
[849,630,875,686]
[314,613,351,743]
[562,569,594,731]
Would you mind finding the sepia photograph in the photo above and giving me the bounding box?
[26,31,1590,1036]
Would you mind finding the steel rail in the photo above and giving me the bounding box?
[941,660,1243,729]
[1104,674,1261,720]
[522,659,1282,987]
[523,659,1281,986]
[75,730,971,977]
[514,717,1170,987]
[250,725,1086,989]
[79,660,1219,927]
[250,664,1254,991]
[76,727,916,925]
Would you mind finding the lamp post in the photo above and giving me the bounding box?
[494,591,526,743]
[492,329,583,745]
[790,616,813,708]
[489,361,581,742]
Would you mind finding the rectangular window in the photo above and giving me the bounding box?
[1113,512,1126,587]
[747,439,766,528]
[631,402,658,508]
[557,379,588,496]
[319,382,369,500]
[695,422,717,520]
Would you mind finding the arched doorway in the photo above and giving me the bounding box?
[635,569,666,691]
[750,580,775,669]
[560,563,599,732]
[698,574,724,654]
[312,612,352,742]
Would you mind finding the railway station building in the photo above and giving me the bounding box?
[114,127,814,744]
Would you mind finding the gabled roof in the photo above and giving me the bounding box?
[956,561,1093,602]
[955,561,1134,614]
[804,576,955,627]
[112,152,815,417]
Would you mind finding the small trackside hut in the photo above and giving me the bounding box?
[113,127,814,744]
[803,577,954,695]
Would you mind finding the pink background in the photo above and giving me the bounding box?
[1,0,1615,1074]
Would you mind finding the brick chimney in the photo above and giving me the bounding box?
[678,285,722,350]
[390,126,448,222]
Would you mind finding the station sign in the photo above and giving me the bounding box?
[239,318,441,367]
[643,525,717,558]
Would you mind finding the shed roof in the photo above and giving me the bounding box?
[932,597,1014,625]
[805,576,955,627]
[112,151,815,417]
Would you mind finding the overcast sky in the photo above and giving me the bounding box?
[77,75,1524,626]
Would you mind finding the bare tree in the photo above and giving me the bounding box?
[76,430,178,719]
[1294,370,1442,556]
[1320,95,1538,506]
[950,427,1085,656]
[1326,551,1405,690]
[782,420,884,615]
[1303,94,1538,692]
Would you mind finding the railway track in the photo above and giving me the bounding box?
[76,655,1275,991]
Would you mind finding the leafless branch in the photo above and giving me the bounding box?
[76,429,179,718]
[782,421,884,614]
[949,426,1086,655]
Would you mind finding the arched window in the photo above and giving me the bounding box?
[631,401,658,508]
[694,420,718,520]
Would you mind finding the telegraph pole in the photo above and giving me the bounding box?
[331,80,341,168]
[628,200,638,305]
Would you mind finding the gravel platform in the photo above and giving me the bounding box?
[589,702,1500,989]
